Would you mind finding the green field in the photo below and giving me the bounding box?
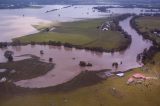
[135,16,160,45]
[14,18,130,51]
[0,52,160,106]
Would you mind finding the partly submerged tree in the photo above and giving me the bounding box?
[4,51,14,62]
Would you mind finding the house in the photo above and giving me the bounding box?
[100,21,112,31]
[127,77,134,84]
[132,73,146,79]
[102,28,109,31]
[116,73,124,77]
[127,73,147,85]
[0,77,7,83]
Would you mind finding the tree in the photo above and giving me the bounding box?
[4,51,14,62]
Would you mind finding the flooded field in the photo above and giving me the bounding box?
[0,17,152,88]
[0,5,158,42]
[0,2,160,106]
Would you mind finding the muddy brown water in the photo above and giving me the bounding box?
[0,17,153,88]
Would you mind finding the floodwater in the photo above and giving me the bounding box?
[0,17,153,88]
[0,5,158,42]
[0,5,155,88]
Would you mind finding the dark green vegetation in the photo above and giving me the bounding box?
[14,17,131,52]
[0,55,54,81]
[131,15,160,46]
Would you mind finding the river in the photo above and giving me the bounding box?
[0,17,152,88]
[0,5,154,88]
[0,5,158,42]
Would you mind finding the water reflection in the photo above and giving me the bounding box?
[11,46,22,52]
[64,47,73,51]
[31,45,36,48]
[91,51,103,58]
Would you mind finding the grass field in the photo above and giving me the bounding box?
[14,18,130,50]
[135,16,160,45]
[0,52,160,106]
